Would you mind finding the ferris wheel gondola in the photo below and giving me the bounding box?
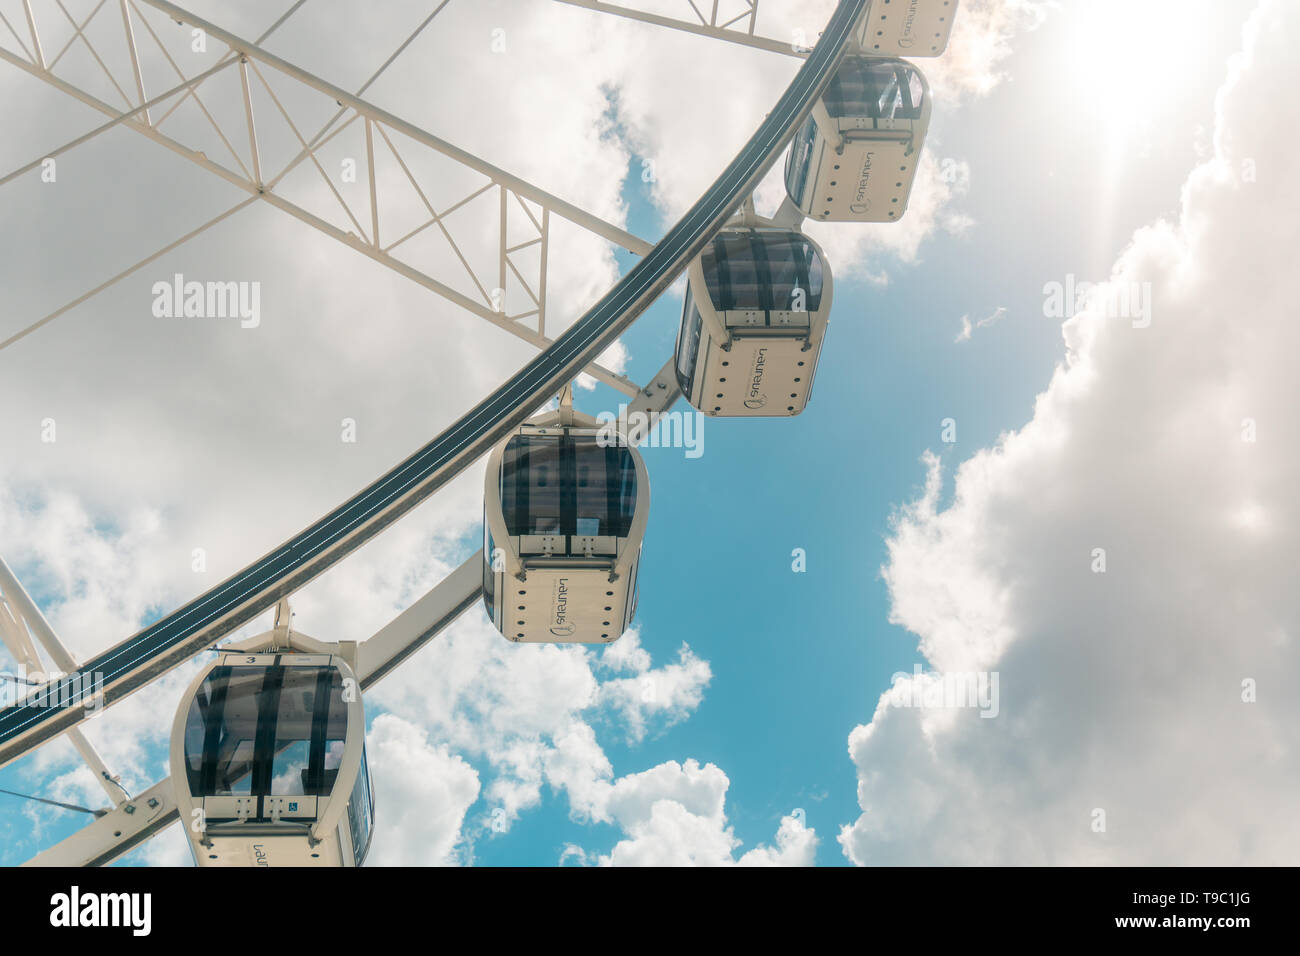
[784,56,931,222]
[169,612,374,867]
[674,226,833,417]
[854,0,959,56]
[482,394,648,644]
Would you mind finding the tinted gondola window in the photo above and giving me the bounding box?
[184,666,260,796]
[348,746,374,866]
[501,435,637,542]
[676,295,704,395]
[184,664,350,805]
[502,436,562,535]
[823,59,924,120]
[317,670,349,796]
[628,558,639,619]
[784,116,818,204]
[270,667,317,795]
[482,516,497,622]
[698,232,824,315]
[759,234,823,312]
[702,233,764,312]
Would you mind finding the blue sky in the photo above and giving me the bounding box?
[472,0,1256,864]
[511,1,1253,865]
[0,0,1277,866]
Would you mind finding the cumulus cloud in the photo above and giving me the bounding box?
[365,714,480,866]
[840,0,1300,865]
[923,0,1051,103]
[564,758,818,866]
[368,621,713,841]
[576,339,631,391]
[593,629,711,742]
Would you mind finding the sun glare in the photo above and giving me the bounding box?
[1061,0,1218,139]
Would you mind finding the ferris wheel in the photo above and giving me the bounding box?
[0,0,957,866]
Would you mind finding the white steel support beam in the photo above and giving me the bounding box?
[133,0,651,253]
[20,0,44,68]
[0,56,238,188]
[236,55,261,186]
[0,557,83,684]
[117,0,150,124]
[64,728,125,805]
[355,551,484,689]
[1,0,647,395]
[22,777,176,867]
[621,355,684,444]
[0,557,125,805]
[0,196,259,351]
[553,0,807,57]
[365,116,379,249]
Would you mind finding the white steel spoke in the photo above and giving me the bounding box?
[0,57,237,188]
[0,559,126,807]
[244,60,373,242]
[2,0,648,395]
[138,0,308,132]
[45,0,107,71]
[127,4,254,178]
[0,197,259,352]
[365,116,379,248]
[117,0,150,122]
[20,0,44,67]
[53,0,134,108]
[237,55,262,186]
[553,0,803,57]
[0,8,34,62]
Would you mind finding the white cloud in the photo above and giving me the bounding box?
[954,305,1007,343]
[923,0,1051,104]
[840,0,1300,865]
[125,822,193,867]
[566,758,818,866]
[736,813,820,866]
[593,630,711,742]
[368,620,713,838]
[576,339,631,391]
[365,713,480,866]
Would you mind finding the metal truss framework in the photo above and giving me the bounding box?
[0,0,869,864]
[0,0,651,393]
[553,0,809,57]
[0,558,125,808]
